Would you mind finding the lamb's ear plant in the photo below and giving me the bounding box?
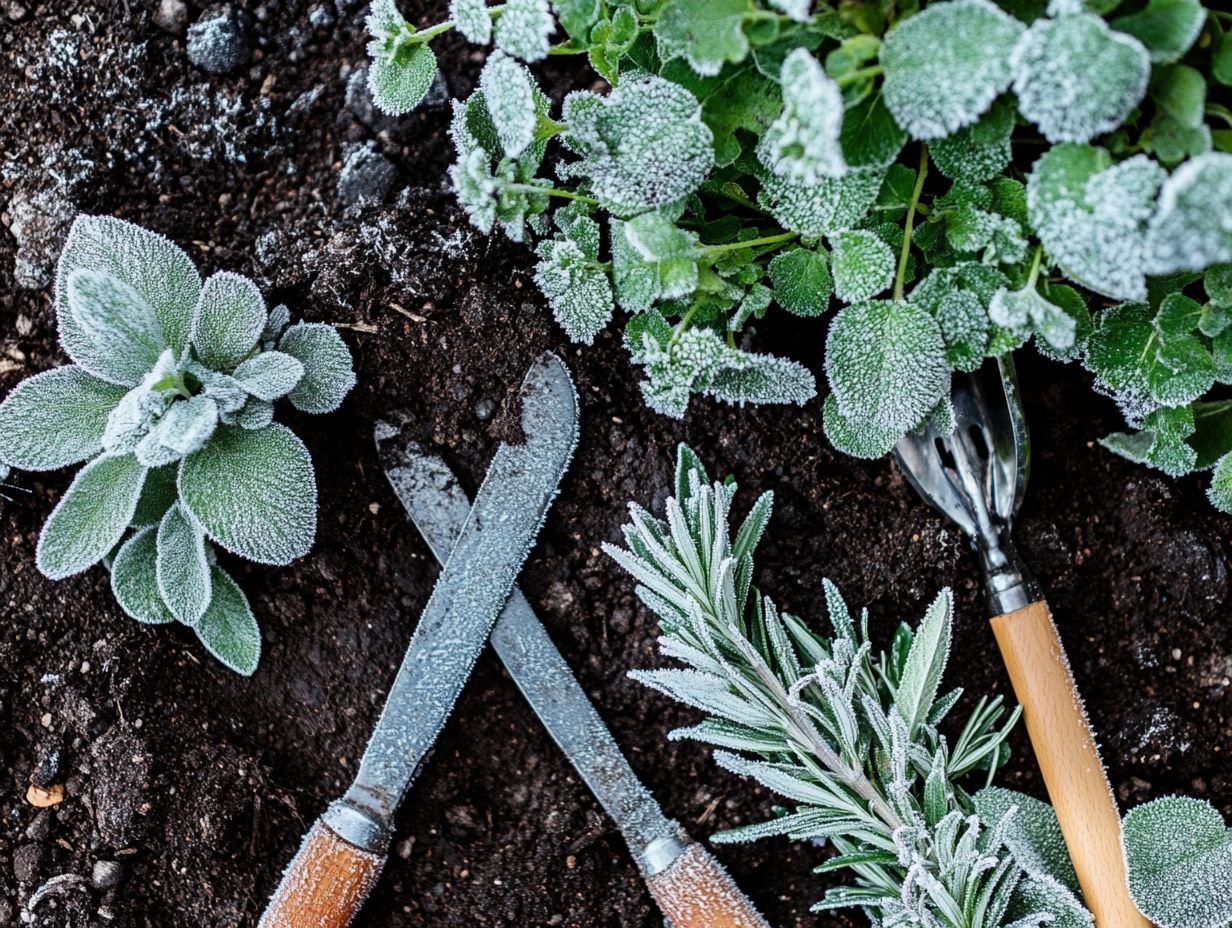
[364,0,1232,510]
[608,445,1232,925]
[0,216,356,675]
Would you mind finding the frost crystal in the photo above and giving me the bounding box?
[479,52,538,158]
[930,99,1015,183]
[990,285,1076,352]
[829,230,895,303]
[534,237,614,344]
[1010,12,1150,144]
[1028,145,1165,301]
[759,169,884,239]
[1145,153,1232,274]
[494,0,554,62]
[768,247,832,318]
[450,0,492,44]
[880,0,1025,140]
[560,78,714,217]
[758,49,847,186]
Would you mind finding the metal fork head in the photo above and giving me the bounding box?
[893,355,1037,614]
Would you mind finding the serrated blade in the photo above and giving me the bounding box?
[344,353,578,829]
[377,437,680,860]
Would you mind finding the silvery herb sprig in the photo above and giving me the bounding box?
[609,445,1232,927]
[0,216,356,675]
[365,0,1232,511]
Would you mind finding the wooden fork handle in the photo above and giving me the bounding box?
[644,841,770,928]
[990,599,1149,928]
[258,818,386,928]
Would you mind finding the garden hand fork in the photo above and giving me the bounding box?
[893,356,1148,928]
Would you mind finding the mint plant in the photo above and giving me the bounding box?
[365,0,1232,509]
[0,216,356,675]
[610,445,1232,926]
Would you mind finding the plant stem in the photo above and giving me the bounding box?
[1026,243,1043,289]
[505,183,599,205]
[1207,103,1232,128]
[703,230,798,255]
[672,302,702,343]
[836,65,884,87]
[893,144,929,302]
[401,4,504,44]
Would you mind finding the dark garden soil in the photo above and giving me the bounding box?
[1,3,1229,927]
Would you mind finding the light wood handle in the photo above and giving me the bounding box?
[258,818,386,928]
[644,842,770,928]
[990,599,1149,928]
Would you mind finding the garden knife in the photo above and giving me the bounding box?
[893,356,1148,928]
[258,352,578,928]
[378,435,771,928]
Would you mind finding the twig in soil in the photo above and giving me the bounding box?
[22,873,90,921]
[334,322,380,334]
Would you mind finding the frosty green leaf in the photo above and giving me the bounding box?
[534,237,614,344]
[110,528,174,625]
[190,271,267,371]
[1145,153,1232,274]
[277,322,357,414]
[611,214,700,312]
[179,424,317,566]
[839,94,908,171]
[155,394,219,457]
[894,592,951,735]
[232,351,305,402]
[561,77,714,216]
[990,285,1077,352]
[975,787,1082,895]
[1111,0,1205,64]
[829,230,895,303]
[930,98,1015,183]
[56,215,201,376]
[653,0,751,78]
[880,0,1025,140]
[1210,453,1232,511]
[68,270,168,385]
[494,0,554,62]
[759,169,884,238]
[156,503,212,626]
[36,454,147,580]
[0,367,126,472]
[480,52,538,158]
[368,42,438,117]
[758,48,846,185]
[768,247,831,317]
[451,0,492,44]
[1011,12,1150,144]
[825,300,949,433]
[236,399,275,431]
[194,566,261,676]
[822,395,902,459]
[1122,797,1232,928]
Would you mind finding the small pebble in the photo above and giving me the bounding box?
[474,399,495,421]
[395,836,415,859]
[26,782,65,808]
[12,844,45,883]
[153,0,188,33]
[187,5,251,74]
[337,143,398,205]
[6,1,29,21]
[92,860,124,889]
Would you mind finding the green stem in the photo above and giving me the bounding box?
[836,65,884,87]
[1207,103,1232,128]
[506,183,599,205]
[702,230,798,256]
[1026,244,1043,289]
[671,302,702,344]
[894,144,929,302]
[401,4,505,44]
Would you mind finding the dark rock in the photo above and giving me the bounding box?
[337,143,398,205]
[92,859,124,889]
[187,6,251,74]
[90,726,153,847]
[13,843,45,883]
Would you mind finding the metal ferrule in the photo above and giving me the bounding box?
[322,799,392,854]
[635,830,689,877]
[974,523,1040,616]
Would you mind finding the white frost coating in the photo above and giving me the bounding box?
[759,169,884,238]
[236,399,275,430]
[560,78,714,217]
[0,366,126,472]
[155,394,219,456]
[1010,12,1150,143]
[260,821,384,928]
[822,395,902,459]
[190,271,267,371]
[493,0,553,61]
[448,100,499,233]
[894,592,951,735]
[990,285,1076,351]
[55,215,201,378]
[156,502,212,625]
[232,351,305,402]
[533,238,614,344]
[1144,153,1232,274]
[277,323,357,414]
[768,0,811,20]
[194,566,261,674]
[479,52,537,158]
[450,0,492,44]
[111,528,175,625]
[368,42,438,117]
[880,0,1025,140]
[178,423,317,566]
[1122,796,1232,928]
[1027,145,1165,301]
[36,453,148,580]
[975,787,1083,895]
[930,100,1014,183]
[828,230,895,303]
[365,0,404,35]
[758,49,847,186]
[68,269,168,386]
[825,299,949,433]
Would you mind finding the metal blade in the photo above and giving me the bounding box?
[377,435,680,865]
[342,353,578,835]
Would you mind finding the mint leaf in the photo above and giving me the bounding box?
[67,270,168,386]
[1111,0,1205,64]
[451,0,492,44]
[479,52,539,158]
[829,230,895,303]
[534,236,615,343]
[822,394,903,459]
[930,97,1015,182]
[758,48,847,185]
[654,0,752,78]
[494,0,554,61]
[1145,153,1232,274]
[278,323,357,414]
[368,41,438,116]
[760,169,884,238]
[768,247,832,317]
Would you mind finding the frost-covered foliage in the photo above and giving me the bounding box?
[0,216,356,674]
[603,445,1091,924]
[365,0,1232,505]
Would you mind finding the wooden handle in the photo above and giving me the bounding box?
[990,600,1149,928]
[258,818,386,928]
[644,842,770,928]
